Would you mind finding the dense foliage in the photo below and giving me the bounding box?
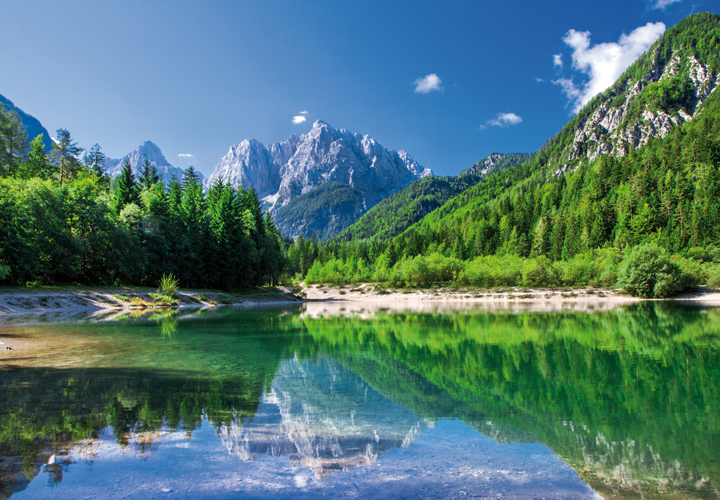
[335,153,534,242]
[0,108,284,289]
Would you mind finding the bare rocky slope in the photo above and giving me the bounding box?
[205,120,432,238]
[550,12,719,173]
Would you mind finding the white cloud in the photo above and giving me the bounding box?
[535,77,544,82]
[652,0,682,9]
[553,53,563,68]
[484,112,523,128]
[553,22,665,112]
[299,110,308,115]
[178,153,194,158]
[414,73,443,93]
[292,115,307,124]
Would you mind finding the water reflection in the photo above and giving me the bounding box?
[1,302,719,498]
[220,357,432,478]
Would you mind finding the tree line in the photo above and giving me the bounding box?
[0,104,284,289]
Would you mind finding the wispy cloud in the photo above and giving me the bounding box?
[553,22,665,112]
[535,77,544,82]
[553,53,564,68]
[178,153,194,158]
[299,110,308,115]
[481,112,523,129]
[414,73,443,93]
[292,115,307,124]
[651,0,682,9]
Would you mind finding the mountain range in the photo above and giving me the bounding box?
[6,13,718,249]
[206,120,432,238]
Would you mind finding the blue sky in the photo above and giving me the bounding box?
[0,0,713,177]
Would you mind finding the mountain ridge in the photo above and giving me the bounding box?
[104,140,196,184]
[0,94,53,152]
[334,152,534,243]
[206,120,432,238]
[382,12,720,258]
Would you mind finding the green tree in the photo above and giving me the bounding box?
[86,143,107,177]
[51,129,84,186]
[0,105,29,177]
[113,160,139,213]
[20,135,50,179]
[138,159,160,189]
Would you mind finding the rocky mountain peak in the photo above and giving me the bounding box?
[552,12,720,171]
[104,140,195,184]
[205,121,432,237]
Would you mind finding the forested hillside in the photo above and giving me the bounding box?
[388,13,720,260]
[335,153,533,242]
[273,182,367,241]
[286,13,720,297]
[0,106,284,289]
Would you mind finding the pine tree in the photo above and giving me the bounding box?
[51,129,83,186]
[0,105,29,177]
[114,160,139,213]
[139,159,160,188]
[86,143,106,177]
[20,135,50,179]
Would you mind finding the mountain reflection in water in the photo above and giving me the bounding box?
[0,301,719,499]
[219,357,432,478]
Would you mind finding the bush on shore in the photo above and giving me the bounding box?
[302,243,720,297]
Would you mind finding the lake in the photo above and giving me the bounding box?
[1,301,719,499]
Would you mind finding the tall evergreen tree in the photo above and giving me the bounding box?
[86,143,106,177]
[20,135,50,179]
[138,159,160,188]
[51,129,83,186]
[0,105,29,177]
[113,160,139,213]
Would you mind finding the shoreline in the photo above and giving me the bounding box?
[0,287,302,317]
[301,283,720,305]
[0,282,719,319]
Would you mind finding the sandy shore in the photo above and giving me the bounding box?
[301,283,720,305]
[302,283,636,303]
[0,283,718,322]
[0,287,301,317]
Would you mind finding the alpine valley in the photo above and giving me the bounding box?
[288,12,720,299]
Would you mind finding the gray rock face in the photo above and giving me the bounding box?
[206,120,432,214]
[564,53,718,166]
[105,141,196,184]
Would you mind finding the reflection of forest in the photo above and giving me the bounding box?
[1,303,719,499]
[296,303,720,499]
[0,308,296,499]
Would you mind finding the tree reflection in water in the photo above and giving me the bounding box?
[0,302,719,499]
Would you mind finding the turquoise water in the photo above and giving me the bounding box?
[1,302,719,499]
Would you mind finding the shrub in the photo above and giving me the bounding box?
[708,271,720,290]
[618,244,691,298]
[158,273,180,298]
[522,256,556,287]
